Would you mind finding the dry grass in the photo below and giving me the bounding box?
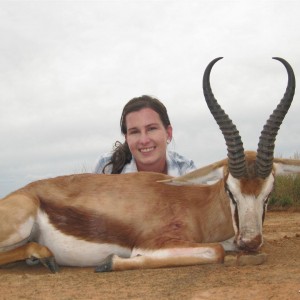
[269,153,300,210]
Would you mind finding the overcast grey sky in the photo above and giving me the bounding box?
[0,0,299,197]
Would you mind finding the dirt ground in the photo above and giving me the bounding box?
[0,211,299,300]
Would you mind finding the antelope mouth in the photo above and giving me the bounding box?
[236,235,263,252]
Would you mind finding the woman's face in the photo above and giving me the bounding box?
[125,108,172,173]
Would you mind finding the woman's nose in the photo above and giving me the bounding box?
[139,132,151,144]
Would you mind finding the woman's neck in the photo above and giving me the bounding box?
[136,161,168,174]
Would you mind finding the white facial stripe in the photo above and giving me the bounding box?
[226,174,274,250]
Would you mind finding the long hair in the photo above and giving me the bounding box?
[103,95,171,174]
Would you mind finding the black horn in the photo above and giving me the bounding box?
[256,57,296,178]
[203,57,247,178]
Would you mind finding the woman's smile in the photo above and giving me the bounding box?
[139,146,156,153]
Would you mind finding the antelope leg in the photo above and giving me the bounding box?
[95,243,224,272]
[0,242,59,273]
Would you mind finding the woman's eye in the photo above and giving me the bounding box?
[128,130,139,135]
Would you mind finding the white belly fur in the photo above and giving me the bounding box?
[36,210,131,267]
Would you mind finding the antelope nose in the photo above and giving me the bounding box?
[238,235,263,252]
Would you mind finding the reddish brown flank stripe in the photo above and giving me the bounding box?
[39,200,137,248]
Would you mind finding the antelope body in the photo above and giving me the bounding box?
[0,57,299,273]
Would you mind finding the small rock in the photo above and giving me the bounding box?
[224,252,268,266]
[237,252,268,266]
[224,255,237,267]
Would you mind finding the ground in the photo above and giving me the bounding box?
[0,211,299,300]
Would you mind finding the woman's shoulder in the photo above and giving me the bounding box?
[94,152,113,174]
[167,150,195,165]
[167,151,197,176]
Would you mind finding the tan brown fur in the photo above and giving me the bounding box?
[0,242,53,265]
[0,194,38,247]
[240,178,265,197]
[1,151,300,271]
[24,172,233,248]
[0,171,234,270]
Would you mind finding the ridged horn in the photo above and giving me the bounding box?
[256,57,296,178]
[203,57,247,178]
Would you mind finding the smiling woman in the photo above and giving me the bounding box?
[94,95,196,176]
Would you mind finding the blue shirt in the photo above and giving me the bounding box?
[94,150,196,176]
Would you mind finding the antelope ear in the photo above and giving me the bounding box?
[158,159,227,186]
[273,158,300,175]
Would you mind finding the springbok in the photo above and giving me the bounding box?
[0,58,299,273]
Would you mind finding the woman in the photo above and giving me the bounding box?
[95,95,196,176]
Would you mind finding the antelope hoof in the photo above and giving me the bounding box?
[26,257,40,266]
[95,254,114,272]
[39,256,59,273]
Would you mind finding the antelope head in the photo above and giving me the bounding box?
[165,57,296,252]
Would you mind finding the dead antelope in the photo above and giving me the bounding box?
[0,57,299,273]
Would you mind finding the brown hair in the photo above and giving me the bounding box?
[103,95,171,174]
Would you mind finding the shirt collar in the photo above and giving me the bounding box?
[121,151,180,176]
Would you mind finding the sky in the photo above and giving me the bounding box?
[0,0,299,197]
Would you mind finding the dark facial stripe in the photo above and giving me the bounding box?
[233,206,239,231]
[225,184,239,231]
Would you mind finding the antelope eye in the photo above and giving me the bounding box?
[225,187,237,205]
[262,192,272,204]
[264,193,271,204]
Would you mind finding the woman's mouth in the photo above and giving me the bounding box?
[140,147,155,153]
